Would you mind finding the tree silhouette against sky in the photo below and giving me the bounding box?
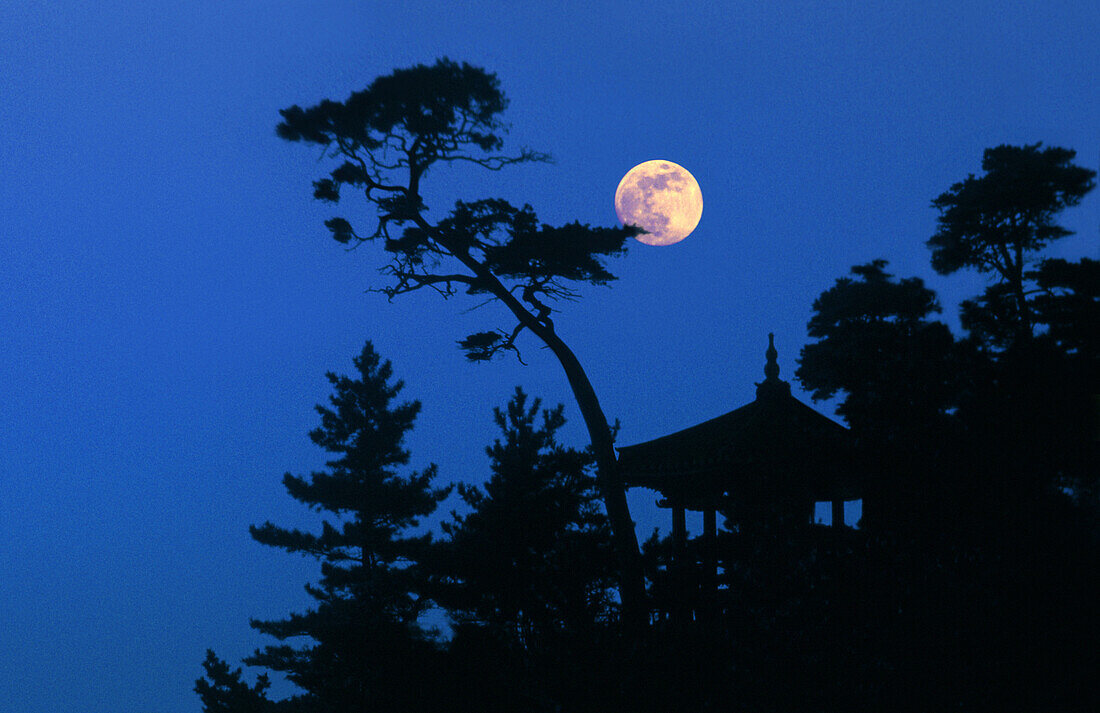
[275,59,647,625]
[433,388,616,639]
[928,143,1095,346]
[199,342,451,712]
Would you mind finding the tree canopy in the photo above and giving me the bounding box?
[928,142,1095,341]
[799,144,1098,521]
[275,59,635,357]
[928,143,1095,277]
[197,342,450,712]
[788,143,1099,709]
[797,260,957,434]
[431,388,616,637]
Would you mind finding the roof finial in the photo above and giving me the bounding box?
[755,333,790,399]
[764,332,780,381]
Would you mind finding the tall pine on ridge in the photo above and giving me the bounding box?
[245,341,449,710]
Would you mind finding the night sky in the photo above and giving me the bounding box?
[3,3,1098,711]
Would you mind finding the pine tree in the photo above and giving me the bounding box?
[435,388,615,639]
[241,341,450,710]
[429,389,618,711]
[928,143,1095,345]
[194,650,276,713]
[277,59,647,623]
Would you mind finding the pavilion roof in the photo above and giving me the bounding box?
[615,335,862,503]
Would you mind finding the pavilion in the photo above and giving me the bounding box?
[616,334,863,575]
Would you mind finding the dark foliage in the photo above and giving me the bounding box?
[928,143,1095,277]
[928,143,1095,342]
[1031,256,1100,357]
[797,260,958,436]
[427,389,620,711]
[277,56,647,628]
[195,651,275,713]
[198,342,450,712]
[432,388,617,636]
[787,142,1100,710]
[274,59,638,358]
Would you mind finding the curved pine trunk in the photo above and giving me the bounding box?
[430,235,648,630]
[529,325,648,630]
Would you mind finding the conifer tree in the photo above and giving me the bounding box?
[433,388,616,640]
[276,59,647,623]
[796,260,957,436]
[428,389,619,712]
[194,651,277,713]
[928,143,1095,345]
[239,341,449,710]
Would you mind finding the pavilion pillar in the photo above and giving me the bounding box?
[671,505,688,623]
[672,506,687,551]
[832,499,844,529]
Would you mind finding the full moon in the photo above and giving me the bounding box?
[614,160,703,246]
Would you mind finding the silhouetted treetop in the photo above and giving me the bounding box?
[277,57,647,628]
[929,143,1096,346]
[432,388,615,638]
[277,59,546,229]
[195,650,275,713]
[806,260,942,334]
[928,143,1095,277]
[277,58,523,170]
[798,261,956,432]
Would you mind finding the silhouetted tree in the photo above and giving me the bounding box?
[239,341,449,711]
[434,389,616,637]
[795,261,963,530]
[1031,257,1100,499]
[928,145,1098,512]
[929,142,1095,345]
[1031,256,1100,358]
[195,651,276,713]
[276,59,647,623]
[956,274,1099,517]
[797,260,957,430]
[427,388,618,711]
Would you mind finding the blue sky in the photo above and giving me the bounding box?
[2,2,1098,711]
